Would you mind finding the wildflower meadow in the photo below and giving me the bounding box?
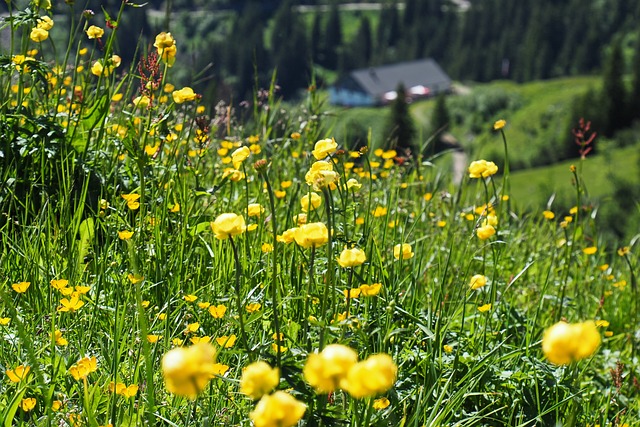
[1,2,639,426]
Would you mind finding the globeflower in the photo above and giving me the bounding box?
[154,32,177,66]
[468,160,498,179]
[340,354,397,398]
[6,365,30,383]
[469,274,487,290]
[172,87,197,104]
[37,16,54,30]
[542,321,601,365]
[305,161,337,190]
[161,342,218,399]
[311,138,338,160]
[293,222,329,249]
[300,192,322,212]
[337,247,366,268]
[303,344,358,393]
[86,25,104,39]
[69,356,98,380]
[231,146,251,169]
[250,391,306,427]
[476,224,496,240]
[493,119,506,130]
[30,28,49,42]
[393,243,414,260]
[210,213,246,240]
[239,361,280,400]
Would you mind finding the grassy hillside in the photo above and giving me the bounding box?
[508,144,640,209]
[328,76,600,167]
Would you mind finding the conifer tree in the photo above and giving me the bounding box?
[384,84,416,154]
[630,32,640,121]
[601,37,628,136]
[323,1,342,69]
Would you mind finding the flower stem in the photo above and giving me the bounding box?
[228,236,251,359]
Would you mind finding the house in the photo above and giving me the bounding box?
[329,59,452,107]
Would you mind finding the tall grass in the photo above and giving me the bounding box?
[0,2,638,426]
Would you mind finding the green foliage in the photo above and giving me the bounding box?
[1,3,640,427]
[383,84,416,153]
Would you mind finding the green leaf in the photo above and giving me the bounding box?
[3,387,26,427]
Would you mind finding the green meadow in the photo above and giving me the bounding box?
[1,2,639,427]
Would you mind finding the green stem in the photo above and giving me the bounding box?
[228,236,251,359]
[319,187,334,350]
[260,169,282,368]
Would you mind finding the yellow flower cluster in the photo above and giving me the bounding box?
[6,365,30,383]
[542,321,601,365]
[69,356,98,380]
[154,32,177,67]
[303,344,397,398]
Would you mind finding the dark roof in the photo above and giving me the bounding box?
[348,59,451,98]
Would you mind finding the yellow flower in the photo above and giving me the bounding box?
[30,28,49,42]
[21,398,36,412]
[154,32,177,65]
[37,16,54,30]
[146,335,161,343]
[443,344,453,353]
[239,361,280,399]
[277,227,298,244]
[345,178,362,190]
[172,87,197,104]
[303,344,358,393]
[337,247,366,268]
[294,222,329,249]
[372,206,388,217]
[190,336,211,344]
[185,322,199,333]
[300,192,322,212]
[493,119,506,130]
[359,283,382,296]
[12,281,30,293]
[595,320,610,328]
[469,274,487,290]
[583,246,598,255]
[373,397,390,410]
[183,294,198,302]
[132,96,151,109]
[6,365,30,383]
[468,160,498,179]
[69,356,98,380]
[477,303,492,313]
[118,230,133,240]
[161,342,218,399]
[311,138,338,160]
[247,203,264,217]
[246,302,262,313]
[293,213,307,226]
[344,288,361,299]
[121,193,140,210]
[0,317,10,326]
[305,161,337,190]
[261,243,274,253]
[127,273,144,284]
[215,334,237,348]
[393,244,414,260]
[57,295,84,312]
[53,330,68,346]
[51,400,62,412]
[543,210,555,220]
[542,321,601,365]
[250,391,306,427]
[231,146,251,169]
[618,246,630,256]
[197,302,211,309]
[341,354,397,398]
[476,224,496,240]
[212,363,229,375]
[210,213,246,240]
[208,304,227,318]
[86,25,104,39]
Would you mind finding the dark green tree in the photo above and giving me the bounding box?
[431,94,450,133]
[630,31,640,121]
[310,11,323,64]
[601,37,628,136]
[323,1,342,69]
[384,84,416,154]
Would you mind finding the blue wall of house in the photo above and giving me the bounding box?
[328,88,375,107]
